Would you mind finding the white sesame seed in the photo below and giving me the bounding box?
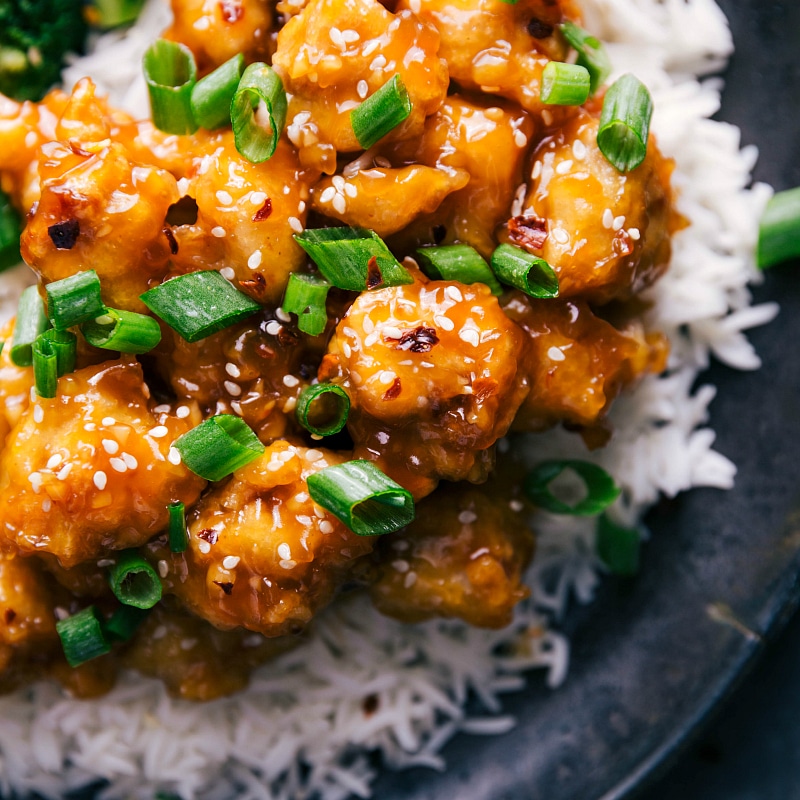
[157,560,169,578]
[341,28,360,42]
[319,520,334,534]
[445,285,464,303]
[168,447,182,465]
[278,543,292,560]
[122,452,138,469]
[54,606,69,621]
[280,559,297,570]
[288,216,303,233]
[46,454,63,470]
[344,183,357,198]
[224,380,242,397]
[267,459,283,472]
[294,492,309,503]
[282,397,297,413]
[331,175,346,192]
[154,404,171,414]
[613,215,626,231]
[306,449,323,462]
[176,406,190,419]
[225,362,241,378]
[152,624,167,639]
[555,159,573,175]
[341,342,352,359]
[357,79,369,98]
[434,314,454,332]
[33,406,43,424]
[547,346,566,362]
[602,208,614,229]
[42,497,52,512]
[513,129,528,148]
[180,638,197,651]
[370,55,387,71]
[541,109,553,126]
[56,463,72,481]
[379,370,397,384]
[93,471,107,490]
[223,555,241,569]
[149,426,168,438]
[109,457,127,473]
[392,559,410,573]
[248,250,262,269]
[102,439,119,454]
[216,190,233,205]
[220,267,236,280]
[84,422,97,431]
[250,191,267,205]
[364,331,380,347]
[509,499,524,512]
[211,226,226,238]
[329,26,344,47]
[374,155,391,168]
[459,328,480,347]
[572,139,587,159]
[458,510,477,524]
[552,228,569,244]
[382,326,402,339]
[283,374,300,388]
[28,472,42,493]
[102,416,116,427]
[532,160,543,181]
[404,571,417,589]
[276,307,292,323]
[628,227,641,241]
[266,321,282,336]
[320,186,337,204]
[362,39,380,56]
[198,540,211,554]
[332,194,346,214]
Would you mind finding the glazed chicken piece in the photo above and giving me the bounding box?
[0,360,205,567]
[369,482,533,628]
[396,0,578,116]
[502,293,668,433]
[0,318,34,451]
[319,272,528,498]
[155,442,375,636]
[121,602,296,700]
[164,0,273,74]
[273,0,449,172]
[513,110,676,304]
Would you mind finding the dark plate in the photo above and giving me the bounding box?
[369,2,800,798]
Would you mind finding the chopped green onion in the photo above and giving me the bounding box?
[296,384,350,436]
[524,460,620,516]
[143,39,198,136]
[108,549,163,609]
[81,307,162,354]
[56,606,112,667]
[416,245,503,295]
[191,53,245,130]
[104,604,150,642]
[757,187,800,269]
[91,0,147,28]
[231,62,287,163]
[46,269,106,330]
[596,513,640,576]
[0,187,21,272]
[560,21,612,96]
[350,75,412,151]
[597,73,653,173]
[307,460,414,536]
[295,227,413,291]
[33,329,76,398]
[140,271,261,343]
[168,500,188,553]
[10,285,50,367]
[491,243,558,298]
[540,61,591,106]
[174,414,265,481]
[280,273,331,336]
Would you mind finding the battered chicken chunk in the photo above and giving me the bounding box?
[0,318,33,451]
[156,442,374,636]
[369,483,533,628]
[0,360,205,567]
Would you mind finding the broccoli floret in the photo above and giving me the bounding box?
[0,0,88,101]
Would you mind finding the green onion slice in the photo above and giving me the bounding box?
[306,459,414,536]
[168,500,188,553]
[491,243,558,298]
[140,271,261,343]
[296,384,350,436]
[174,414,265,481]
[0,187,21,272]
[81,307,162,354]
[524,460,620,516]
[350,75,412,151]
[416,245,503,295]
[540,61,591,106]
[597,73,653,173]
[757,187,800,269]
[45,270,106,330]
[92,0,147,28]
[104,604,150,642]
[231,62,287,164]
[143,39,198,136]
[280,273,331,336]
[560,21,612,96]
[108,549,163,609]
[596,513,640,576]
[56,606,112,668]
[10,285,50,367]
[295,227,413,291]
[33,329,76,398]
[191,53,245,130]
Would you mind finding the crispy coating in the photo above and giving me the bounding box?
[0,318,33,452]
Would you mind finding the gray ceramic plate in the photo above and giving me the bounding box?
[368,2,800,798]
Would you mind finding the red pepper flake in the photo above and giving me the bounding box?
[213,580,234,595]
[387,326,440,353]
[239,272,267,296]
[48,219,80,250]
[163,225,179,255]
[613,229,634,257]
[508,215,548,251]
[382,377,402,401]
[366,255,383,290]
[252,198,273,222]
[197,528,219,545]
[3,609,15,625]
[527,17,554,38]
[218,0,243,23]
[362,693,380,716]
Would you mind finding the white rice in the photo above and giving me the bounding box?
[0,0,778,797]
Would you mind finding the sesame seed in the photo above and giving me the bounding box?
[56,463,72,481]
[176,406,190,419]
[294,492,309,503]
[54,606,69,621]
[552,228,569,244]
[211,226,226,238]
[152,624,167,640]
[364,331,380,347]
[446,285,464,303]
[266,321,282,336]
[509,499,524,512]
[282,397,297,413]
[198,540,211,554]
[267,460,283,472]
[42,497,52,512]
[382,326,402,340]
[374,156,391,168]
[28,472,42,493]
[288,216,303,233]
[157,560,169,578]
[392,559,410,573]
[110,457,127,473]
[280,559,297,570]
[46,454,63,470]
[379,370,397,384]
[342,28,360,42]
[248,250,262,269]
[344,183,357,198]
[93,471,107,490]
[332,175,346,192]
[278,543,292,560]
[459,328,480,347]
[306,449,323,461]
[149,426,168,438]
[122,452,138,469]
[613,215,626,231]
[329,26,344,47]
[370,55,387,70]
[319,520,334,534]
[320,186,336,204]
[168,447,182,465]
[276,308,292,323]
[84,422,97,431]
[33,406,43,424]
[102,416,116,427]
[332,194,346,214]
[434,314,454,331]
[220,267,236,280]
[547,346,566,362]
[531,160,542,180]
[362,39,380,56]
[224,380,242,397]
[404,571,417,589]
[541,109,553,126]
[225,362,241,378]
[513,129,528,148]
[280,375,299,390]
[102,439,119,454]
[216,190,233,205]
[628,227,641,241]
[555,159,573,175]
[572,140,587,159]
[341,342,352,359]
[458,510,477,524]
[357,79,369,98]
[223,555,241,569]
[250,191,267,205]
[180,638,197,651]
[154,404,171,414]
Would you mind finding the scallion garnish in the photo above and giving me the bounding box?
[168,500,188,553]
[140,271,261,343]
[307,460,414,536]
[191,53,245,130]
[81,307,162,354]
[104,604,150,642]
[231,62,287,163]
[10,285,50,367]
[416,245,503,295]
[46,269,106,330]
[296,384,350,436]
[560,21,612,96]
[91,0,147,28]
[490,243,559,298]
[0,187,21,272]
[174,414,265,481]
[350,75,412,151]
[143,39,198,136]
[295,227,413,291]
[757,187,800,269]
[540,61,591,106]
[280,273,331,336]
[524,460,620,516]
[596,513,640,576]
[108,549,163,609]
[32,329,76,398]
[56,606,112,668]
[597,73,653,173]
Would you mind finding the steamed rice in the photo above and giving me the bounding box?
[0,0,779,797]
